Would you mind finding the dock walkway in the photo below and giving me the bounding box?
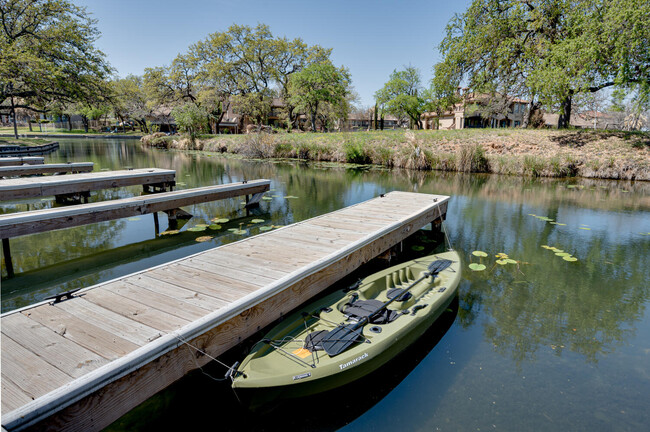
[0,163,94,178]
[0,168,175,201]
[0,157,44,167]
[1,191,449,432]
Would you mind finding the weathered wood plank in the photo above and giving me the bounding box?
[181,258,276,288]
[127,274,228,311]
[22,305,140,360]
[1,336,72,401]
[0,163,94,177]
[190,253,289,280]
[0,180,270,238]
[1,373,33,414]
[1,313,108,378]
[146,265,259,300]
[108,281,212,321]
[82,288,189,332]
[55,298,161,346]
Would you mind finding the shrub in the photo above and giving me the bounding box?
[456,144,489,172]
[343,141,371,164]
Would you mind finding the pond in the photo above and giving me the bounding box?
[2,138,649,431]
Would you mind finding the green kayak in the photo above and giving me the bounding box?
[231,250,461,404]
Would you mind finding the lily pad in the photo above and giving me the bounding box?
[231,229,247,235]
[195,236,213,242]
[208,224,222,230]
[187,226,207,232]
[259,226,274,232]
[195,224,209,228]
[469,263,486,271]
[284,195,299,199]
[553,249,564,253]
[496,259,508,265]
[227,228,239,232]
[504,259,517,264]
[563,256,578,262]
[579,227,591,230]
[555,252,571,257]
[127,217,140,221]
[262,196,273,201]
[160,230,180,236]
[411,245,425,252]
[472,251,488,257]
[541,245,552,249]
[250,219,265,224]
[212,218,230,224]
[496,252,509,258]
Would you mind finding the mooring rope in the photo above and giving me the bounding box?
[174,333,233,382]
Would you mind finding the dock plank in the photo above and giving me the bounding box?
[23,305,140,359]
[146,265,260,300]
[0,156,44,166]
[1,374,33,414]
[83,288,189,332]
[1,336,72,400]
[55,298,162,346]
[127,274,228,311]
[1,313,108,378]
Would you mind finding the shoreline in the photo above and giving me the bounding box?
[141,129,650,181]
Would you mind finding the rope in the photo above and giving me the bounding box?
[435,197,454,251]
[174,333,232,382]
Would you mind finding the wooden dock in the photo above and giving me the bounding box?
[0,163,94,178]
[0,179,270,239]
[0,157,44,167]
[0,168,175,201]
[0,191,449,432]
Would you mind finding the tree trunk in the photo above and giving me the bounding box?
[67,115,72,131]
[310,112,317,132]
[558,93,573,129]
[10,95,18,139]
[28,116,33,132]
[380,114,384,130]
[82,115,89,133]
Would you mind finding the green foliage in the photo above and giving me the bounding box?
[171,103,208,140]
[375,67,430,129]
[343,141,371,164]
[0,0,113,137]
[288,62,352,132]
[436,0,650,128]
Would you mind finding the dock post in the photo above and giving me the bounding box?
[2,238,14,278]
[153,212,160,236]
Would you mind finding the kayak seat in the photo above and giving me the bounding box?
[344,299,400,324]
[386,288,413,302]
[304,330,329,352]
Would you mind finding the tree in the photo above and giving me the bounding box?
[288,62,351,132]
[436,0,650,128]
[111,75,151,133]
[171,103,208,141]
[375,67,429,129]
[0,0,112,138]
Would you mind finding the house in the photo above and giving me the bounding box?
[421,89,529,130]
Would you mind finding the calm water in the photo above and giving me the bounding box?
[2,139,649,431]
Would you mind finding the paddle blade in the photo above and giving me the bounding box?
[428,258,453,275]
[322,324,364,357]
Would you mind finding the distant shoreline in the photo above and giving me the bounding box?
[141,129,650,181]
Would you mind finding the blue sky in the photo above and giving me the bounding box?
[76,0,472,107]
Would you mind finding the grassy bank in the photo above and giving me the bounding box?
[0,126,142,137]
[142,129,650,180]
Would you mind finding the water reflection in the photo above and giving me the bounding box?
[2,139,649,430]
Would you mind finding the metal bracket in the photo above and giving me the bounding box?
[45,288,82,304]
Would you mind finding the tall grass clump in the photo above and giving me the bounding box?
[456,144,489,172]
[237,133,276,158]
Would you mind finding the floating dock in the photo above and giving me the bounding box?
[0,157,44,167]
[0,191,449,432]
[0,163,94,178]
[0,168,175,201]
